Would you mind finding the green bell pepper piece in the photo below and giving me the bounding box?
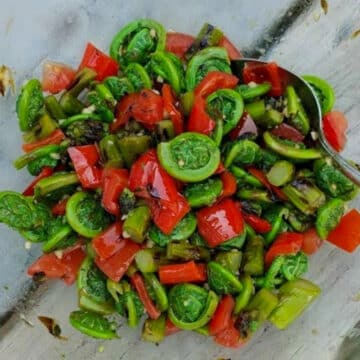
[59,92,85,116]
[244,99,266,120]
[234,275,254,314]
[230,165,263,188]
[242,236,264,276]
[99,134,124,168]
[214,249,242,275]
[123,205,151,243]
[142,315,166,343]
[118,135,152,168]
[34,172,79,198]
[166,241,210,262]
[44,95,66,121]
[245,288,279,322]
[236,83,271,101]
[266,160,295,186]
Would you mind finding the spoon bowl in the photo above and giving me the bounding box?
[231,58,360,186]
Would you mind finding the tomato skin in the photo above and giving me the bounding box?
[162,84,184,134]
[92,223,123,260]
[229,112,258,140]
[22,129,65,153]
[159,261,207,284]
[165,318,181,336]
[51,198,68,216]
[79,43,118,81]
[219,36,242,60]
[187,96,215,135]
[243,62,283,97]
[165,32,195,58]
[129,149,190,234]
[68,145,102,189]
[265,232,304,266]
[327,209,360,253]
[22,167,54,196]
[131,273,161,320]
[42,61,76,94]
[220,171,237,199]
[242,212,272,234]
[322,111,348,152]
[95,239,140,282]
[214,320,244,348]
[101,168,129,216]
[302,228,323,255]
[209,295,235,336]
[61,246,87,285]
[197,198,244,247]
[271,123,305,143]
[111,90,164,132]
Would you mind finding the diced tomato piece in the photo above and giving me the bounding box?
[131,273,161,320]
[159,261,207,284]
[214,320,244,348]
[327,209,360,253]
[229,112,258,140]
[322,111,348,152]
[61,245,87,285]
[165,32,195,58]
[22,167,54,196]
[209,295,235,336]
[42,61,76,94]
[92,223,123,260]
[187,96,215,135]
[101,168,129,216]
[162,83,184,134]
[165,318,181,336]
[197,198,244,247]
[28,253,67,279]
[220,171,237,199]
[265,232,304,266]
[51,198,68,216]
[95,239,140,282]
[302,228,323,255]
[22,129,65,153]
[243,62,283,97]
[271,123,305,143]
[79,42,118,81]
[242,212,272,234]
[219,36,242,60]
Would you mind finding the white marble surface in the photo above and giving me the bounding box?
[0,0,359,359]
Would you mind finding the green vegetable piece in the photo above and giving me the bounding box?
[150,51,184,94]
[87,90,114,123]
[168,283,218,330]
[193,325,210,336]
[237,188,272,204]
[59,113,103,129]
[217,231,246,251]
[148,212,197,247]
[257,109,284,129]
[269,278,321,329]
[16,79,44,131]
[78,257,111,304]
[42,223,74,253]
[214,250,242,274]
[155,120,175,142]
[234,275,254,314]
[255,148,281,172]
[242,236,264,276]
[78,291,115,315]
[124,63,152,91]
[66,119,106,146]
[67,67,97,98]
[185,23,223,60]
[211,117,224,146]
[286,204,313,232]
[143,273,168,312]
[283,178,326,215]
[94,83,117,110]
[313,159,357,200]
[99,134,124,168]
[34,172,79,199]
[184,177,223,208]
[119,188,137,215]
[266,160,295,186]
[245,288,279,322]
[44,95,66,121]
[66,192,110,238]
[224,139,260,168]
[135,248,164,273]
[123,205,151,243]
[166,241,211,262]
[230,165,263,188]
[206,89,244,135]
[263,131,322,160]
[285,86,310,135]
[69,310,117,339]
[13,144,60,170]
[86,242,97,259]
[157,132,220,182]
[27,155,58,176]
[103,76,135,100]
[118,135,152,168]
[189,232,208,247]
[207,261,243,295]
[236,83,272,101]
[316,198,345,240]
[185,47,231,91]
[142,314,166,343]
[263,205,290,245]
[110,19,166,66]
[244,99,266,120]
[303,75,335,115]
[181,91,195,116]
[59,92,85,116]
[23,112,58,144]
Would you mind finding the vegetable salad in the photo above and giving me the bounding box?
[1,19,360,348]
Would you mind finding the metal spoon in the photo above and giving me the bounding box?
[231,58,360,186]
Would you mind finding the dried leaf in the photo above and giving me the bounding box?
[0,65,15,96]
[351,29,360,39]
[320,0,328,15]
[38,316,67,340]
